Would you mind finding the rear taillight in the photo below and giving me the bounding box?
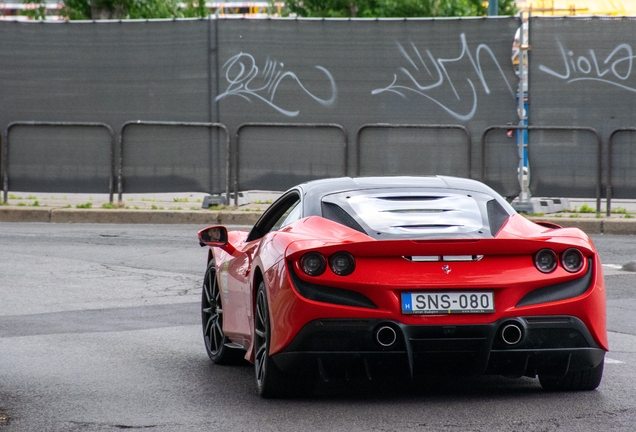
[561,248,584,272]
[300,252,327,276]
[329,251,356,276]
[534,249,557,273]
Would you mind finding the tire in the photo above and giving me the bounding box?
[201,261,244,365]
[539,358,604,391]
[254,281,313,398]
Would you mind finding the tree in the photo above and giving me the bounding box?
[284,0,517,18]
[22,0,208,20]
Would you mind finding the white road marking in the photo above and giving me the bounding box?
[601,264,636,276]
[605,358,625,364]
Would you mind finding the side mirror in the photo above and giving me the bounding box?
[198,226,229,247]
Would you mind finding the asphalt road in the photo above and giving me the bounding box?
[1,223,635,431]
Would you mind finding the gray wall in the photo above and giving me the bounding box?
[6,16,634,201]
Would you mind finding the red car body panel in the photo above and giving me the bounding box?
[209,213,607,360]
[200,176,607,394]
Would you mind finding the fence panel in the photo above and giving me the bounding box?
[119,121,229,200]
[356,124,471,179]
[235,123,347,197]
[480,126,522,200]
[608,128,636,213]
[2,122,115,202]
[529,17,636,142]
[528,127,602,211]
[217,17,520,178]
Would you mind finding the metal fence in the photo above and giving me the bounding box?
[1,16,636,209]
[355,124,472,178]
[118,121,230,202]
[2,122,116,202]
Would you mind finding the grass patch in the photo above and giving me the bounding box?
[26,195,37,200]
[189,207,201,211]
[569,213,580,218]
[76,202,93,209]
[9,194,22,200]
[625,213,634,219]
[32,200,39,207]
[173,197,189,203]
[207,205,228,211]
[611,207,628,214]
[17,202,26,207]
[576,204,595,214]
[101,202,116,209]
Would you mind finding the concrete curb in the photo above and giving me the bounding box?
[0,207,52,223]
[0,208,263,226]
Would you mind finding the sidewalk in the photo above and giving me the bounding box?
[0,191,274,226]
[2,191,636,234]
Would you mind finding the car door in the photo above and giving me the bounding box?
[221,191,302,346]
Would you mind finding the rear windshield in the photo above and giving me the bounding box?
[348,193,482,235]
[321,188,505,239]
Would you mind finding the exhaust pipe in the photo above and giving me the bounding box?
[500,322,524,346]
[376,325,397,347]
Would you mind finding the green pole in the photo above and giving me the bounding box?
[488,0,498,15]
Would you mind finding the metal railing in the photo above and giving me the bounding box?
[0,120,618,215]
[355,124,472,177]
[118,121,231,204]
[235,123,348,206]
[2,121,116,203]
[482,125,603,214]
[607,128,636,217]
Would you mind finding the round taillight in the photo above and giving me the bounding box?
[534,249,557,273]
[329,251,356,276]
[300,252,326,276]
[562,248,584,273]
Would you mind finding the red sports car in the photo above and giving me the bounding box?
[198,176,607,397]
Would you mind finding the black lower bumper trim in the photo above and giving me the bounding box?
[272,316,605,379]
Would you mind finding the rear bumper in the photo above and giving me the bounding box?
[271,315,606,379]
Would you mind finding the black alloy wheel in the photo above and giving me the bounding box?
[254,281,313,398]
[201,261,243,364]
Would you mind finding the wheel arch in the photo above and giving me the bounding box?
[252,265,265,308]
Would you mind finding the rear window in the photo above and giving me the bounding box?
[321,188,506,239]
[347,193,483,235]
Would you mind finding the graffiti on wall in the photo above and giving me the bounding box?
[216,52,337,117]
[539,41,636,93]
[372,34,516,121]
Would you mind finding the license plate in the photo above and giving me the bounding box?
[401,291,494,314]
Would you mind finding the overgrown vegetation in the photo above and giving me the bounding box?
[23,0,517,20]
[284,0,517,17]
[23,0,208,20]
